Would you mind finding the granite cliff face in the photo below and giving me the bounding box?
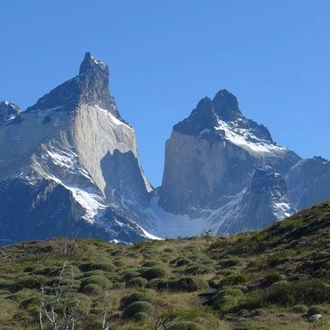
[0,53,153,244]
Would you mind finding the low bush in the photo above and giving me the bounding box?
[6,289,38,304]
[80,275,112,290]
[262,279,330,306]
[167,276,209,292]
[167,320,204,330]
[218,257,241,268]
[79,283,103,295]
[10,275,43,292]
[122,301,155,319]
[119,292,154,310]
[185,264,214,275]
[78,262,115,272]
[127,277,148,288]
[220,272,248,286]
[140,266,169,280]
[170,257,192,267]
[121,270,140,283]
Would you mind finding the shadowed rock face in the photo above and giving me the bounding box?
[0,179,110,243]
[217,166,295,234]
[286,157,330,210]
[0,178,147,245]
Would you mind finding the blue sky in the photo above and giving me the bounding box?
[1,1,330,187]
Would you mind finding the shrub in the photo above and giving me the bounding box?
[79,283,103,295]
[146,278,166,290]
[185,264,214,275]
[82,270,105,277]
[123,301,155,319]
[78,262,115,272]
[134,311,149,321]
[119,292,154,310]
[262,279,330,306]
[10,275,43,291]
[218,258,241,267]
[292,305,308,314]
[220,272,248,286]
[306,305,324,318]
[170,257,192,267]
[141,266,169,280]
[141,260,163,267]
[6,289,38,303]
[261,271,283,287]
[121,270,140,283]
[80,275,112,290]
[238,292,262,311]
[127,277,148,288]
[167,321,204,330]
[0,278,14,290]
[168,276,209,292]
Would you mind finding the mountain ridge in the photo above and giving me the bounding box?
[1,52,330,244]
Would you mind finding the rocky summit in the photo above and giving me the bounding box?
[1,53,330,245]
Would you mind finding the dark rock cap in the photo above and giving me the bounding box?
[26,52,121,119]
[173,89,242,136]
[79,52,108,75]
[212,89,242,121]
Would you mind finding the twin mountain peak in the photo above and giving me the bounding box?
[1,52,330,245]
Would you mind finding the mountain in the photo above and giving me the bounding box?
[0,52,154,245]
[157,90,330,235]
[1,54,330,244]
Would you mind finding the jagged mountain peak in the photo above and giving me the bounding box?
[79,52,108,75]
[173,89,274,148]
[26,53,121,119]
[212,89,242,121]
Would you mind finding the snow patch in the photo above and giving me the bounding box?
[95,105,131,128]
[215,120,286,156]
[90,55,107,71]
[146,190,246,238]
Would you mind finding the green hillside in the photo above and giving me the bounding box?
[1,201,330,329]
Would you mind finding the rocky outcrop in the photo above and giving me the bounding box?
[0,101,21,125]
[26,52,121,118]
[217,166,294,234]
[286,157,330,210]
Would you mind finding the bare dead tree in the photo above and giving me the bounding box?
[101,291,111,330]
[39,263,82,330]
[154,318,167,330]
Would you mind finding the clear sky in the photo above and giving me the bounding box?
[1,1,330,187]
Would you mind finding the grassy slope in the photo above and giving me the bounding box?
[0,201,330,329]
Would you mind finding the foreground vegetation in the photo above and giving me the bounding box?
[1,201,330,329]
